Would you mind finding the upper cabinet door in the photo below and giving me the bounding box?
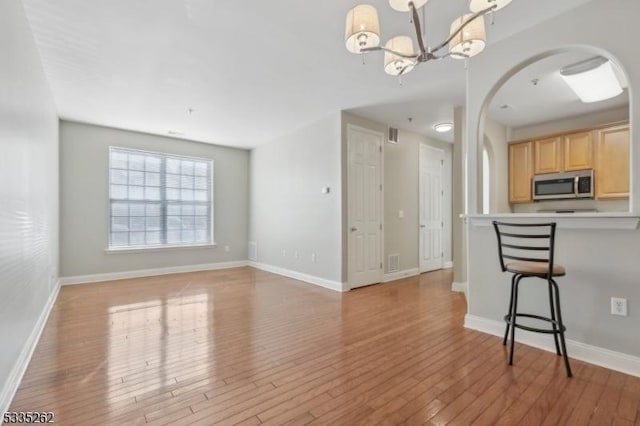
[509,141,533,204]
[564,131,593,171]
[534,137,562,175]
[596,125,630,199]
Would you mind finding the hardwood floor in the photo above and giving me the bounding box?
[10,267,640,425]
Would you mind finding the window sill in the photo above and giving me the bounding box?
[105,243,218,254]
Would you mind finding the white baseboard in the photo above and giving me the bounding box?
[443,261,454,269]
[0,280,61,415]
[60,261,250,285]
[249,262,346,292]
[382,268,420,283]
[465,314,640,378]
[451,281,468,293]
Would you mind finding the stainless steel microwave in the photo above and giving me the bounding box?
[532,170,594,201]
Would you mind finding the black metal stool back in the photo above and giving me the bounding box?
[492,221,572,377]
[493,221,558,281]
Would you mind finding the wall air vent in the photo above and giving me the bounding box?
[388,127,399,144]
[388,254,400,273]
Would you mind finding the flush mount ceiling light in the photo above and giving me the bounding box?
[560,57,624,103]
[344,0,512,77]
[433,121,454,133]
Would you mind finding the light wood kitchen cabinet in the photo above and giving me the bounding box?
[509,141,533,203]
[534,137,563,175]
[564,131,593,171]
[596,125,630,199]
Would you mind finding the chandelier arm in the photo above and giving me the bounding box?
[361,46,420,60]
[410,2,427,57]
[431,51,466,60]
[429,6,494,55]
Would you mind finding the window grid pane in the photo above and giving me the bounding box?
[109,148,213,248]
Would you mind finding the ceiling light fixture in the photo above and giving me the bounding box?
[560,57,624,103]
[433,121,454,133]
[344,0,512,77]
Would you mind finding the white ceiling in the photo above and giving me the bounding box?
[22,0,595,148]
[488,51,630,129]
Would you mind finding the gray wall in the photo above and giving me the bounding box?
[468,222,639,356]
[384,130,453,272]
[341,113,453,275]
[0,0,59,410]
[249,113,343,282]
[452,107,466,284]
[60,121,249,277]
[511,106,629,141]
[482,118,511,214]
[465,0,640,355]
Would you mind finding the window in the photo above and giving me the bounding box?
[108,147,213,249]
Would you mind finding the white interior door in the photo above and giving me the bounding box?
[419,144,444,273]
[348,125,383,288]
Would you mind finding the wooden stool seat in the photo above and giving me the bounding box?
[506,261,566,277]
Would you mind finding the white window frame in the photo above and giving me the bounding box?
[106,146,215,252]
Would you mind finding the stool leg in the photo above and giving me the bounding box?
[547,279,561,356]
[551,279,573,378]
[509,275,522,366]
[503,274,518,346]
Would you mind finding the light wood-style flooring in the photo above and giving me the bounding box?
[10,267,640,425]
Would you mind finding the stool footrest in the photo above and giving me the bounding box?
[503,313,566,334]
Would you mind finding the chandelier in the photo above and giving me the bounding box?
[345,0,513,76]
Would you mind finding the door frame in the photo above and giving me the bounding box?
[419,143,445,273]
[347,124,384,288]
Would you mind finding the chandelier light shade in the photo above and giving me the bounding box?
[384,36,416,75]
[388,0,429,12]
[345,4,381,54]
[469,0,513,13]
[449,13,486,59]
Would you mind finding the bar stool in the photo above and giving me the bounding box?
[492,221,572,377]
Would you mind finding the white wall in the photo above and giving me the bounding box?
[465,0,640,357]
[250,113,343,283]
[60,121,249,277]
[0,0,59,412]
[511,106,629,141]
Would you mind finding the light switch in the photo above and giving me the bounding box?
[398,210,405,219]
[322,187,331,194]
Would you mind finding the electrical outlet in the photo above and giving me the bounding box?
[311,253,316,263]
[282,249,286,257]
[611,297,628,316]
